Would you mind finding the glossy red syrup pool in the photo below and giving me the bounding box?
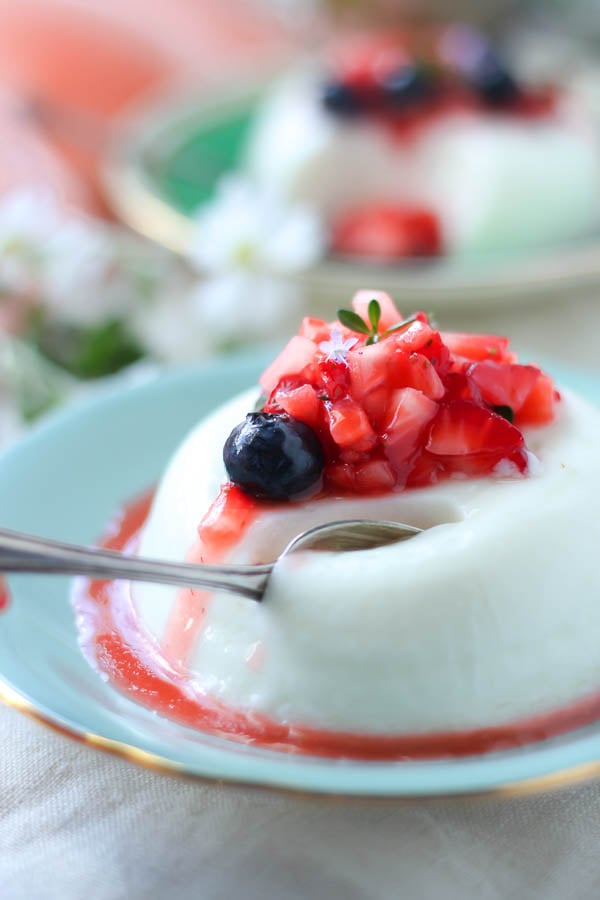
[0,577,10,613]
[73,488,600,761]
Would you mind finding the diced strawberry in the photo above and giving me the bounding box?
[395,320,439,356]
[327,399,378,453]
[354,458,396,493]
[348,338,443,407]
[275,384,323,431]
[403,353,445,400]
[259,336,317,394]
[361,386,393,430]
[516,373,556,426]
[325,461,356,493]
[351,289,403,331]
[380,388,438,478]
[319,357,351,402]
[446,355,471,375]
[325,458,396,495]
[468,362,541,413]
[255,297,558,500]
[347,339,398,401]
[405,449,444,488]
[416,330,451,377]
[331,205,443,261]
[447,448,529,478]
[442,372,483,404]
[441,332,510,362]
[299,317,331,344]
[427,401,525,458]
[338,447,367,464]
[378,346,444,399]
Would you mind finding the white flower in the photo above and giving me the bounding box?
[0,187,62,295]
[187,175,325,276]
[0,186,181,330]
[0,187,60,250]
[0,181,319,375]
[44,219,183,329]
[189,271,303,347]
[319,328,358,363]
[42,220,119,327]
[132,271,303,363]
[130,286,213,364]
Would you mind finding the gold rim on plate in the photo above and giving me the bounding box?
[2,675,600,801]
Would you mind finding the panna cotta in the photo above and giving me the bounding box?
[244,29,600,258]
[75,290,600,757]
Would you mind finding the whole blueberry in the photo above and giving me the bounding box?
[466,50,520,106]
[380,65,435,109]
[321,80,365,117]
[223,412,324,501]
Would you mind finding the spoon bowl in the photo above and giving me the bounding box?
[284,518,422,555]
[0,519,422,602]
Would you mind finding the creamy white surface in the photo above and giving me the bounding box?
[131,386,600,734]
[244,73,600,255]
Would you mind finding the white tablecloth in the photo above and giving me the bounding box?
[2,702,600,900]
[3,291,600,899]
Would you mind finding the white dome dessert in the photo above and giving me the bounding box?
[76,293,600,755]
[131,385,600,735]
[243,38,600,257]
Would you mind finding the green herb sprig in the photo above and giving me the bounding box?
[337,299,420,346]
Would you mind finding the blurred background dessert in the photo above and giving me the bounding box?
[1,0,600,444]
[244,26,600,260]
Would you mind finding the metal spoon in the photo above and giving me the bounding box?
[0,520,422,602]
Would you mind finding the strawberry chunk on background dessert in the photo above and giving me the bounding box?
[331,204,443,260]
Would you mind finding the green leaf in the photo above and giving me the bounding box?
[34,318,143,380]
[72,320,143,379]
[337,309,371,335]
[368,299,381,331]
[381,314,419,338]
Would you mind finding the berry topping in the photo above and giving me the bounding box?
[464,49,520,107]
[321,81,365,116]
[320,30,551,127]
[379,64,436,109]
[426,401,525,461]
[240,291,558,498]
[223,412,324,501]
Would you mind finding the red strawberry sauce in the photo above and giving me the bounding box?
[73,487,600,761]
[0,577,10,613]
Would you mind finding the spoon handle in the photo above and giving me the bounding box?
[0,527,271,601]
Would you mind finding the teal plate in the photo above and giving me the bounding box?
[104,83,600,312]
[2,352,600,798]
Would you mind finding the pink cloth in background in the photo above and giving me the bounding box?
[0,0,289,214]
